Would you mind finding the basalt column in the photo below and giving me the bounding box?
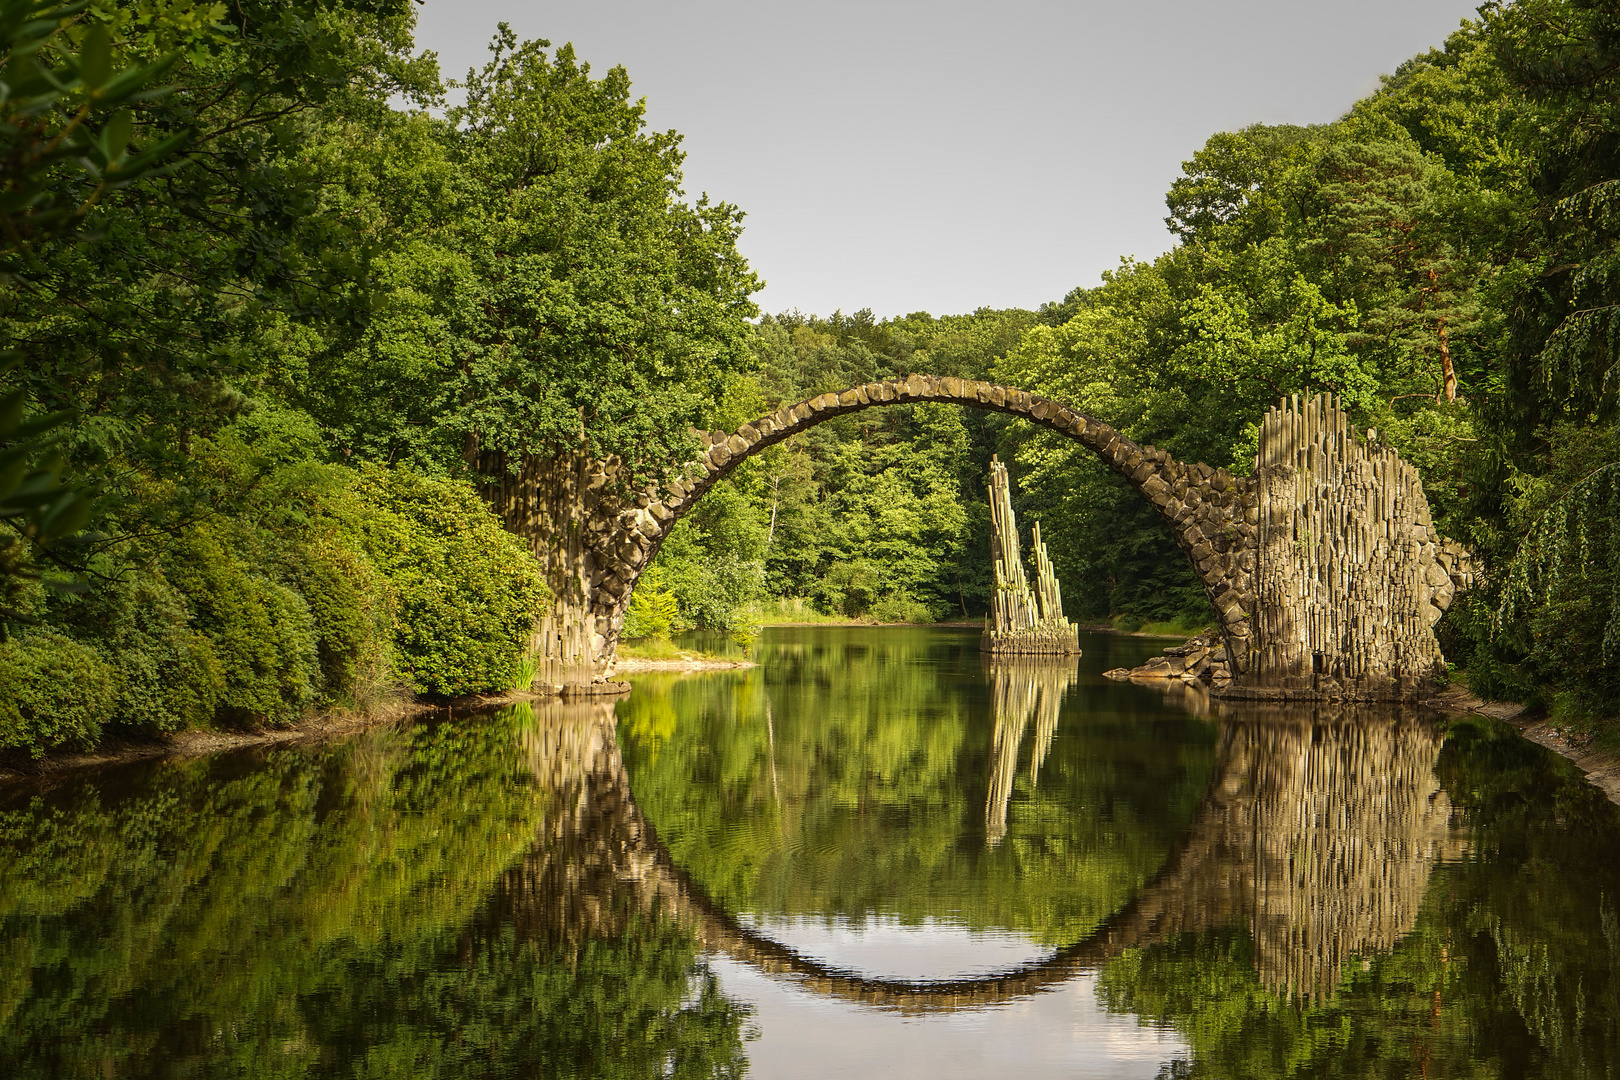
[1241,395,1465,699]
[477,450,636,687]
[984,457,1080,655]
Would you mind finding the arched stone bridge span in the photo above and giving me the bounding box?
[510,699,1459,1013]
[490,377,1469,700]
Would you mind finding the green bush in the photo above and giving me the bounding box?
[869,591,936,624]
[348,466,547,697]
[163,523,321,726]
[280,535,393,708]
[51,571,224,736]
[623,566,680,641]
[0,630,116,756]
[3,440,546,745]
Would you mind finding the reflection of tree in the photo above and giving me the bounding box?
[984,656,1079,846]
[0,706,751,1079]
[619,629,1218,946]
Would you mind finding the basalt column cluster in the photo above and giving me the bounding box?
[1244,394,1472,699]
[983,456,1080,655]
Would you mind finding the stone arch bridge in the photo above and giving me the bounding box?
[484,377,1471,700]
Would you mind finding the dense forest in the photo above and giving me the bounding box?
[6,0,1620,754]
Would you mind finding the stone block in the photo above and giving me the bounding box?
[739,423,761,442]
[726,435,748,455]
[709,445,732,467]
[838,389,860,406]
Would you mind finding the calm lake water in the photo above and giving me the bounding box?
[2,626,1619,1077]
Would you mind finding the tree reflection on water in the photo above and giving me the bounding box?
[2,627,1619,1078]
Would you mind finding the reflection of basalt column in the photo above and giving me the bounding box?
[497,700,638,945]
[1230,710,1459,1000]
[984,457,1081,655]
[984,658,1079,846]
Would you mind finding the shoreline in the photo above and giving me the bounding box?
[8,628,1620,806]
[612,656,757,673]
[0,689,546,786]
[1427,684,1620,806]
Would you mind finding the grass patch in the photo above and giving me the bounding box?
[1112,614,1213,638]
[508,654,538,692]
[746,597,866,626]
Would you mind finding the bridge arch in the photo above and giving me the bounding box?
[497,377,1464,698]
[576,375,1256,669]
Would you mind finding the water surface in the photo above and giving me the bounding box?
[2,626,1618,1078]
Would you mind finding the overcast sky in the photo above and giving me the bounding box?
[414,1,1485,318]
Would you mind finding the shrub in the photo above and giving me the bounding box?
[163,524,320,725]
[281,536,393,708]
[0,631,116,756]
[50,571,224,736]
[869,591,936,624]
[624,566,680,641]
[348,466,547,697]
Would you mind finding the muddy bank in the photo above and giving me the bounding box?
[1426,685,1620,806]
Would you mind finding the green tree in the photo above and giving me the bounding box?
[298,25,761,484]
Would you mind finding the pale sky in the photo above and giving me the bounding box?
[414,1,1485,318]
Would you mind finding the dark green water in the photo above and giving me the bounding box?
[2,627,1619,1078]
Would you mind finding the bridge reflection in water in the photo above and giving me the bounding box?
[516,683,1462,1013]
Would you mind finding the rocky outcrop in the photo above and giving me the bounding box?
[1104,633,1233,689]
[983,456,1080,655]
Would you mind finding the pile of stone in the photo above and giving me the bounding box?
[1103,634,1231,688]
